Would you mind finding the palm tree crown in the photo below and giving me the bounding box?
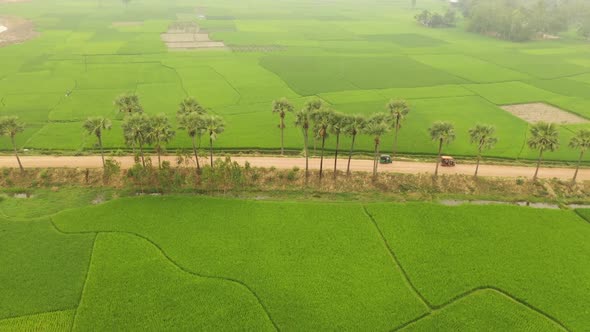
[272,98,295,118]
[178,97,205,116]
[527,122,559,180]
[114,93,143,114]
[0,116,26,171]
[469,124,497,151]
[387,100,410,123]
[527,122,559,152]
[202,115,225,141]
[569,129,590,152]
[83,117,112,139]
[0,116,25,138]
[429,121,456,144]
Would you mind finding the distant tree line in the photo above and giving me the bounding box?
[460,0,590,41]
[415,9,457,28]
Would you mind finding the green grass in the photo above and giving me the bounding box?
[366,203,590,331]
[0,218,93,319]
[1,193,589,330]
[0,0,590,161]
[73,233,275,331]
[0,310,75,332]
[400,290,562,331]
[54,197,429,331]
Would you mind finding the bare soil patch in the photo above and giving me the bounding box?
[501,103,589,124]
[112,21,143,27]
[161,21,227,50]
[0,16,39,47]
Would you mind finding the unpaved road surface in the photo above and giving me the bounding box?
[0,156,587,181]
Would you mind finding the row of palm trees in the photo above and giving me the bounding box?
[273,98,590,182]
[1,95,589,182]
[84,95,226,173]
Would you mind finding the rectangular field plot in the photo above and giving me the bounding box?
[136,83,187,115]
[1,93,62,123]
[25,122,86,150]
[0,71,75,95]
[412,54,531,83]
[76,63,142,90]
[260,56,467,95]
[475,51,587,79]
[527,78,590,99]
[208,60,300,104]
[361,33,447,47]
[464,81,561,105]
[48,89,120,121]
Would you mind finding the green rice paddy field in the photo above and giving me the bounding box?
[1,0,590,161]
[0,193,589,331]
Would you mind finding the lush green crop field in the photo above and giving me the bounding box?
[1,193,589,330]
[1,0,590,162]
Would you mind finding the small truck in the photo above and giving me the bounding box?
[379,155,392,164]
[441,156,456,167]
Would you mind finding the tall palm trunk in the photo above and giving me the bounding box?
[303,126,309,183]
[98,134,105,168]
[280,115,285,155]
[474,152,482,178]
[434,138,443,177]
[392,118,400,160]
[138,140,146,167]
[347,133,356,175]
[333,133,340,179]
[573,150,585,183]
[157,144,162,169]
[373,137,380,177]
[319,135,326,181]
[11,135,23,172]
[191,136,201,174]
[533,148,544,180]
[209,136,214,168]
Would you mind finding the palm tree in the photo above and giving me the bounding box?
[311,108,333,180]
[178,112,205,173]
[0,116,25,172]
[342,114,366,175]
[114,93,143,114]
[364,113,391,177]
[122,113,152,167]
[178,97,205,116]
[294,108,312,182]
[527,122,559,181]
[83,117,112,168]
[569,129,590,182]
[305,99,324,155]
[469,124,497,178]
[429,121,456,177]
[387,100,410,160]
[329,112,345,179]
[272,98,295,155]
[149,114,175,169]
[202,115,225,167]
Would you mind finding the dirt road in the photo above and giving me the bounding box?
[0,155,587,181]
